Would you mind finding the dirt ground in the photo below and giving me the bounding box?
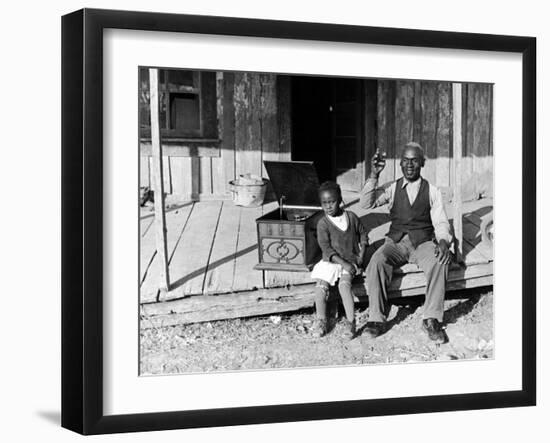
[140,287,493,375]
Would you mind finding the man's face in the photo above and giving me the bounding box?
[400,147,423,181]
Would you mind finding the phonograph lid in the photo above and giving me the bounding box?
[263,161,321,208]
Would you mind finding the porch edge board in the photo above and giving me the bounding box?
[140,272,493,329]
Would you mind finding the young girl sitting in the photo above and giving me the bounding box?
[311,181,368,339]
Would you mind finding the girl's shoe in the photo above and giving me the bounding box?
[342,319,356,339]
[313,318,328,338]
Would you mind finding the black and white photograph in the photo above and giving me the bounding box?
[138,68,494,374]
[1,0,543,439]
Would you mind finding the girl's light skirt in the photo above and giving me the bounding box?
[311,260,349,286]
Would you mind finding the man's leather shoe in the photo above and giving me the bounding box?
[363,321,385,338]
[422,318,448,344]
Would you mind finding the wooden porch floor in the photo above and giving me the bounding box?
[140,194,493,305]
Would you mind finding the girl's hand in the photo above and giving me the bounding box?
[342,262,356,276]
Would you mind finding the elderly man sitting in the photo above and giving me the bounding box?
[360,142,453,343]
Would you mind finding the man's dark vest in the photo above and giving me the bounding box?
[388,177,434,247]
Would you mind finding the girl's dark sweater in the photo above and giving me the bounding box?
[316,210,368,266]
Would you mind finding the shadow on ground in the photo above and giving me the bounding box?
[36,410,60,425]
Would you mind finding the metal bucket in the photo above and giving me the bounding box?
[228,176,268,208]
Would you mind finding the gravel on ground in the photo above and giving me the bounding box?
[140,287,493,375]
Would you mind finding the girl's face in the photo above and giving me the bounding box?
[320,189,341,216]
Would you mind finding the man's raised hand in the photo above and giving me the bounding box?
[370,149,386,178]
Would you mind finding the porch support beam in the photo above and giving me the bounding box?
[452,82,464,262]
[149,68,170,293]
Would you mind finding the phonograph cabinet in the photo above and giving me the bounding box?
[255,161,324,272]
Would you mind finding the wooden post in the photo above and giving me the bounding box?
[149,68,170,292]
[452,83,463,263]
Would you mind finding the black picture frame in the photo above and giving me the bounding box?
[61,8,536,435]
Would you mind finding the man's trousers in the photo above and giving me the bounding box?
[365,235,448,322]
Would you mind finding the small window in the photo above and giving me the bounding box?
[139,68,218,140]
[169,93,200,135]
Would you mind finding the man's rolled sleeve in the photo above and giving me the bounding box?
[360,177,392,209]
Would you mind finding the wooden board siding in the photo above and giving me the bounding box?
[377,80,396,187]
[277,76,292,160]
[140,72,292,202]
[140,75,492,203]
[235,72,263,179]
[436,82,452,188]
[376,81,492,200]
[211,72,228,196]
[419,81,438,185]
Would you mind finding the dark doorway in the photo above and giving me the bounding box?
[291,76,371,192]
[291,76,333,183]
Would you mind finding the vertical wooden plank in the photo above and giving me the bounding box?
[462,83,475,201]
[199,157,212,195]
[148,157,153,192]
[251,74,263,177]
[149,68,170,292]
[394,81,415,179]
[363,80,378,185]
[139,155,150,188]
[420,82,438,185]
[235,72,262,178]
[472,84,492,198]
[452,83,463,262]
[234,71,249,178]
[201,71,218,138]
[170,157,185,195]
[163,155,172,194]
[149,156,172,194]
[191,157,200,200]
[413,81,422,143]
[436,82,452,188]
[377,81,395,185]
[472,84,491,157]
[181,158,193,201]
[486,84,494,198]
[222,73,236,193]
[277,75,292,161]
[488,85,493,156]
[260,73,280,179]
[212,72,227,196]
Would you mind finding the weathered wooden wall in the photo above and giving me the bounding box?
[140,72,292,202]
[377,81,493,200]
[140,75,493,203]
